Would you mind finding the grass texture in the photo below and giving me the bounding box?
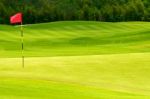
[0,21,150,99]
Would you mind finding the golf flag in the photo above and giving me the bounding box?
[10,13,22,24]
[10,12,24,68]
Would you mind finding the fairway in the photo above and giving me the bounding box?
[0,21,150,99]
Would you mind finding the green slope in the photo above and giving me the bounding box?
[0,21,150,99]
[0,53,150,99]
[0,21,150,57]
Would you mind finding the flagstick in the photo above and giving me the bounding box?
[21,22,24,68]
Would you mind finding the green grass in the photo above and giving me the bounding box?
[0,21,150,99]
[0,21,150,57]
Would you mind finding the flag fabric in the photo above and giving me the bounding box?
[10,13,22,24]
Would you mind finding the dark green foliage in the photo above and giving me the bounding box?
[0,0,150,24]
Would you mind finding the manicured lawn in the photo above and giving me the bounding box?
[0,21,150,99]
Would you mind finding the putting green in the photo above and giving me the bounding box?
[0,21,150,99]
[0,21,150,57]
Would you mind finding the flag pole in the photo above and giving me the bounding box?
[21,21,24,68]
[10,13,24,68]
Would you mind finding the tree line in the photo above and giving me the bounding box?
[0,0,150,24]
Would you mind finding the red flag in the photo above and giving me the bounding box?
[10,13,22,24]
